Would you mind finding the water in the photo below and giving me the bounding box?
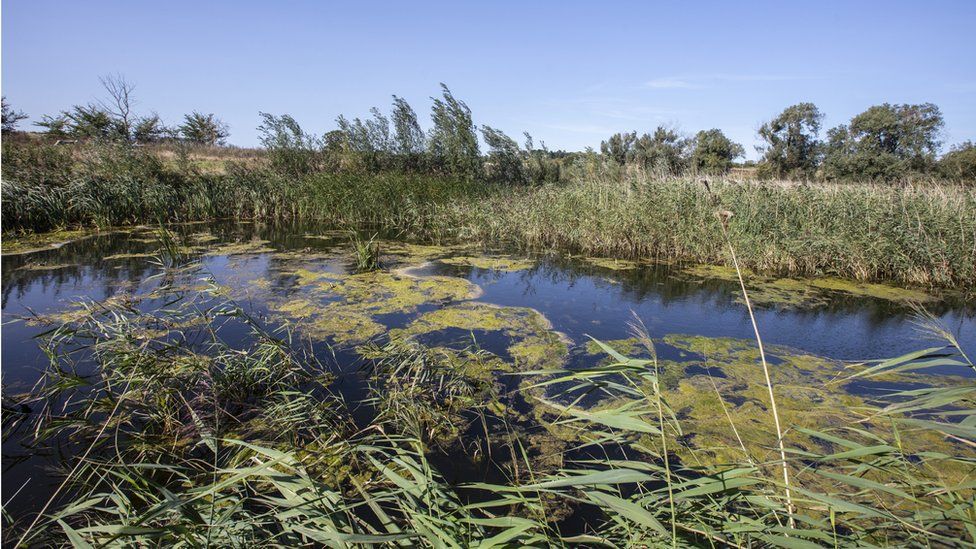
[3,221,974,524]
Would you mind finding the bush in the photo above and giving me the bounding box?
[940,141,976,182]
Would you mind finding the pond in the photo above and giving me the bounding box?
[3,221,974,525]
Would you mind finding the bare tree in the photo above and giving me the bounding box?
[99,73,136,141]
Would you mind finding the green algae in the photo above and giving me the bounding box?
[204,239,276,256]
[264,264,483,346]
[679,263,934,307]
[645,334,963,476]
[14,262,78,272]
[189,232,220,244]
[303,308,387,344]
[438,255,536,272]
[1,228,94,255]
[584,337,645,357]
[392,302,570,371]
[102,252,160,261]
[581,257,642,271]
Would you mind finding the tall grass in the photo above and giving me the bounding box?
[3,139,974,288]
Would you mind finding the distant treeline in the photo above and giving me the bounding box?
[3,76,974,182]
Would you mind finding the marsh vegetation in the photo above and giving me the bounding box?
[2,82,975,546]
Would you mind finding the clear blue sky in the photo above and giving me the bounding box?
[3,0,974,159]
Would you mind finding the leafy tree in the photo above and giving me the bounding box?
[133,114,171,143]
[179,112,229,146]
[939,141,976,181]
[38,104,128,140]
[631,126,690,175]
[1,97,28,133]
[523,132,561,184]
[35,114,70,137]
[600,131,637,165]
[691,129,744,174]
[481,125,525,184]
[757,102,823,177]
[390,95,425,155]
[428,84,481,178]
[336,108,394,171]
[257,112,323,177]
[822,103,944,180]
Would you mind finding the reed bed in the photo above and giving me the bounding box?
[3,140,974,288]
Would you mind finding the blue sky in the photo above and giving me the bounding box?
[3,0,974,159]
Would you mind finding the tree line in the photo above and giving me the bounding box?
[754,102,974,181]
[3,76,974,182]
[2,75,229,146]
[599,102,974,181]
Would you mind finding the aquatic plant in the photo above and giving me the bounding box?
[7,282,973,547]
[349,231,381,272]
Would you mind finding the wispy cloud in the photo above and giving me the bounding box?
[646,77,701,89]
[541,123,622,135]
[644,73,812,90]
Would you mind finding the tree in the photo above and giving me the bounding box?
[34,105,122,140]
[428,84,481,179]
[631,126,691,175]
[133,114,171,143]
[757,102,823,177]
[390,95,425,155]
[939,141,976,181]
[821,103,945,180]
[257,112,322,176]
[691,129,744,174]
[481,125,526,184]
[99,74,136,141]
[35,114,70,137]
[179,112,229,146]
[2,97,28,133]
[600,132,637,165]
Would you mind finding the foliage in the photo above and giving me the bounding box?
[391,95,426,156]
[1,96,28,133]
[132,113,172,143]
[481,125,526,184]
[822,103,945,181]
[257,112,324,177]
[939,141,976,181]
[631,126,690,176]
[600,131,637,165]
[35,104,129,140]
[179,111,230,146]
[428,84,482,179]
[757,102,824,178]
[691,128,744,174]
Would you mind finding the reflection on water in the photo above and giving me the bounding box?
[3,220,974,520]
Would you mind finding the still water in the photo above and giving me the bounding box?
[2,221,974,521]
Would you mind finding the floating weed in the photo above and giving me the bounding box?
[437,255,536,272]
[204,238,275,256]
[581,257,643,271]
[1,228,93,255]
[679,263,936,307]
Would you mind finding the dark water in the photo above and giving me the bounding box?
[3,221,974,522]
